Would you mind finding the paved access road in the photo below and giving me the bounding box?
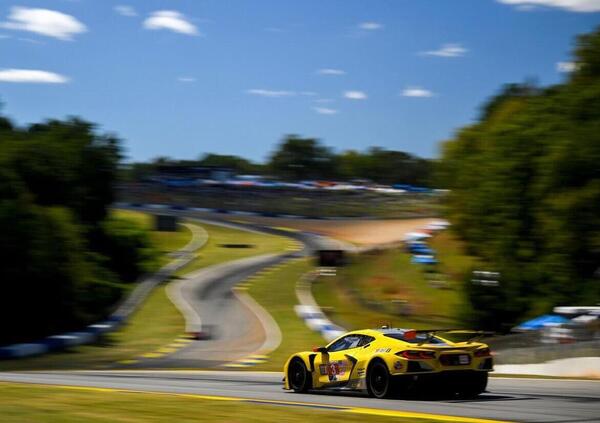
[0,371,598,423]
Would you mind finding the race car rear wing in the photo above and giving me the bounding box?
[414,329,495,344]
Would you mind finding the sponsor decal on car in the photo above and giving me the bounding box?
[319,360,346,381]
[375,348,391,353]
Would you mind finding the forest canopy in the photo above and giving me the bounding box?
[436,27,600,330]
[0,116,157,345]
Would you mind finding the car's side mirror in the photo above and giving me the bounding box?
[312,346,328,354]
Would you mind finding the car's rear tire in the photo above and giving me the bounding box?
[457,371,488,398]
[288,358,311,393]
[367,360,394,398]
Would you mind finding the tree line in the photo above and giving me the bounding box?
[126,139,433,186]
[436,27,600,331]
[0,114,157,345]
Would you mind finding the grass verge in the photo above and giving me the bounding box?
[246,258,325,371]
[175,222,291,276]
[0,382,449,423]
[428,231,479,284]
[313,231,475,330]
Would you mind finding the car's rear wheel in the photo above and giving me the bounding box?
[288,358,311,393]
[457,371,488,398]
[367,360,394,398]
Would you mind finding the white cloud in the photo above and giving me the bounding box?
[144,11,199,35]
[114,5,138,17]
[0,69,69,83]
[343,90,367,100]
[401,86,434,98]
[498,0,600,12]
[0,7,87,40]
[315,98,334,103]
[18,37,43,44]
[317,68,346,75]
[515,4,538,10]
[421,43,468,58]
[358,22,383,30]
[246,89,296,98]
[313,107,338,115]
[178,76,196,82]
[556,61,578,72]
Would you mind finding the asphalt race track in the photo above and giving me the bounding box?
[144,213,344,368]
[0,371,598,422]
[107,209,346,369]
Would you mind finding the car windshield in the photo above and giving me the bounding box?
[384,333,446,344]
[328,335,364,352]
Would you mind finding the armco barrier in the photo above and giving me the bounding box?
[0,343,48,359]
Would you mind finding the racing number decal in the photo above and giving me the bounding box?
[319,360,346,381]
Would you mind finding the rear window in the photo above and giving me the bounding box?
[384,333,446,344]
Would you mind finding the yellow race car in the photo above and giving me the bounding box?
[283,327,493,398]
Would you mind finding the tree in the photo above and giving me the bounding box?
[334,148,431,185]
[3,118,120,225]
[0,112,155,345]
[335,150,369,180]
[437,26,600,330]
[197,153,262,174]
[268,135,335,180]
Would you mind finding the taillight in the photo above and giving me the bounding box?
[397,350,436,360]
[474,347,491,357]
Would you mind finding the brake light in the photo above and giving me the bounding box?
[474,347,491,357]
[397,350,436,360]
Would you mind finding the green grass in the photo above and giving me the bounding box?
[313,232,476,331]
[112,210,193,266]
[429,231,480,284]
[0,382,447,423]
[0,215,292,371]
[175,222,291,275]
[247,259,325,371]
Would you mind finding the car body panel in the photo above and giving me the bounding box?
[283,328,493,391]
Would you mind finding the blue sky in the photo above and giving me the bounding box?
[1,1,599,162]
